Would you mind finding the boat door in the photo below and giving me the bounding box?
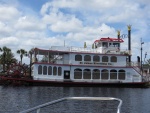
[64,70,70,79]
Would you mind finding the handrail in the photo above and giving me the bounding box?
[20,97,122,113]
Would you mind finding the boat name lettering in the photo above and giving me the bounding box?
[80,62,112,65]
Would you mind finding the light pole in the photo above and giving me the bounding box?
[141,38,144,75]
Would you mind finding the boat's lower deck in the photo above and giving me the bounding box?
[32,63,143,83]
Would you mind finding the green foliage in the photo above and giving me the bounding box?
[17,49,28,64]
[0,46,17,71]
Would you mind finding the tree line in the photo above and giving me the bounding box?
[0,46,28,72]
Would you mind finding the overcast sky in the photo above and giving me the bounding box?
[0,0,150,64]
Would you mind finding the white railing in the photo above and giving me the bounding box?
[20,97,122,113]
[49,46,131,55]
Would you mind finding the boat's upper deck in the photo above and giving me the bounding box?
[48,46,129,55]
[34,37,130,55]
[31,37,135,67]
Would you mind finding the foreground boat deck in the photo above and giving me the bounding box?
[20,97,122,113]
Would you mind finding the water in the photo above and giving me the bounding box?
[0,86,150,113]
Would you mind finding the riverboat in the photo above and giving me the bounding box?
[0,26,150,87]
[26,26,149,87]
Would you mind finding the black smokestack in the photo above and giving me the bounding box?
[127,25,131,62]
[137,56,140,66]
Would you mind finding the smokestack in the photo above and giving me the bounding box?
[127,25,131,62]
[137,56,140,67]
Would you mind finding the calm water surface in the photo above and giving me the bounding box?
[0,86,150,113]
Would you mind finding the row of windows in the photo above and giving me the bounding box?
[74,69,125,80]
[37,65,125,80]
[75,55,117,62]
[38,65,62,76]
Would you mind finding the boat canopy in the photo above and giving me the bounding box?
[94,37,124,43]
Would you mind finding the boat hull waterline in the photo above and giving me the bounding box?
[0,76,149,88]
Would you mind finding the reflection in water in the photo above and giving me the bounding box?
[0,86,150,113]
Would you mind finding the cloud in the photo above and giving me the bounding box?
[15,16,46,31]
[0,22,14,37]
[0,5,21,21]
[59,23,117,47]
[0,36,19,47]
[50,16,82,32]
[0,0,150,64]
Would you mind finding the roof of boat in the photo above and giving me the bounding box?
[94,37,124,43]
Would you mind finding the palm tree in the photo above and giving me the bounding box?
[0,46,17,72]
[17,49,27,64]
[5,52,17,70]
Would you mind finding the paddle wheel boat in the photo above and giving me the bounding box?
[0,26,149,87]
[28,27,149,87]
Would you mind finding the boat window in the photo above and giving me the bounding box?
[101,69,109,79]
[84,55,91,61]
[58,67,62,76]
[48,66,52,75]
[109,43,113,46]
[74,68,82,79]
[93,55,100,62]
[92,69,100,79]
[113,43,119,47]
[118,70,125,80]
[102,56,108,62]
[43,66,47,75]
[83,69,91,79]
[102,42,108,47]
[53,66,57,75]
[110,69,117,79]
[111,56,117,62]
[38,65,42,75]
[75,55,82,61]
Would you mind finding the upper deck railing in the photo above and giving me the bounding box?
[20,97,122,113]
[49,46,131,55]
